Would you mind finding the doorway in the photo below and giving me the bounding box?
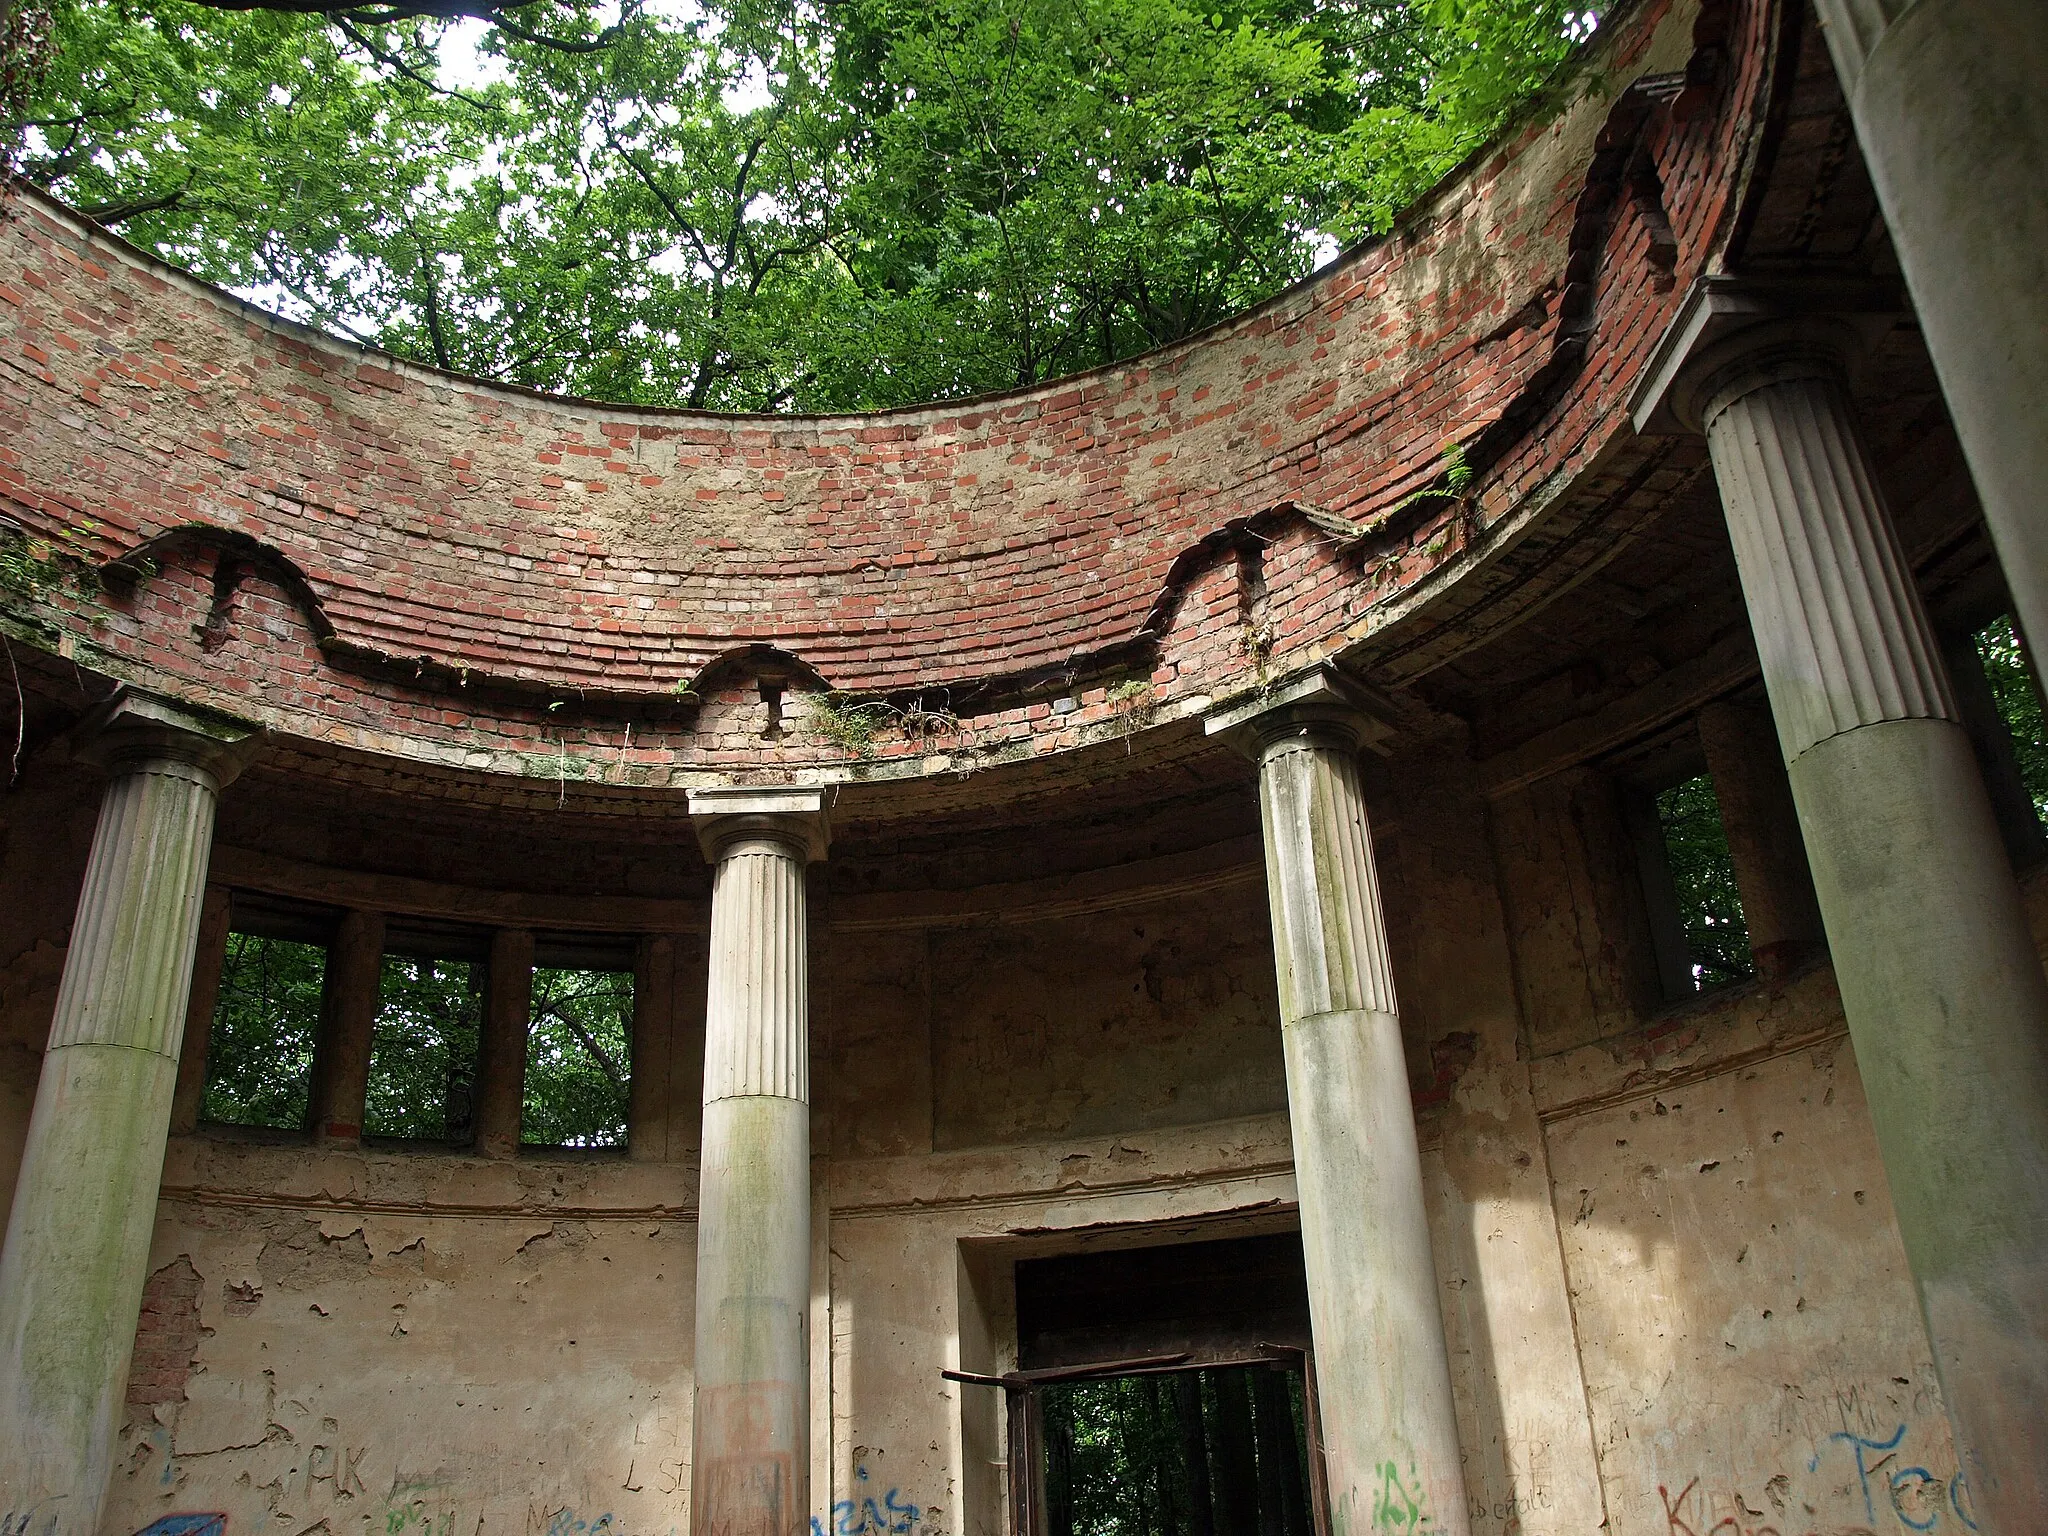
[1001,1233,1327,1536]
[1039,1361,1316,1536]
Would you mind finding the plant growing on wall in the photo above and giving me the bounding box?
[806,690,892,760]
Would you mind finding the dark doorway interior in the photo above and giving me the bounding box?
[1040,1362,1315,1536]
[1006,1233,1324,1536]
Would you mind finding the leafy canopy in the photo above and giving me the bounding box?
[204,933,325,1129]
[9,0,1597,410]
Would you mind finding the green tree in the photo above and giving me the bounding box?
[1974,613,2048,825]
[365,953,482,1140]
[523,966,632,1146]
[1656,774,1753,990]
[9,0,1597,411]
[203,933,325,1129]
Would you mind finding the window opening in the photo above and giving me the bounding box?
[1040,1363,1314,1536]
[1970,612,2048,826]
[364,954,483,1141]
[1651,773,1753,991]
[524,966,633,1147]
[203,931,325,1129]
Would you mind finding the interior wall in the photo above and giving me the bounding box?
[1,735,2018,1536]
[1498,767,2048,1535]
[1543,1035,1962,1535]
[107,1145,701,1536]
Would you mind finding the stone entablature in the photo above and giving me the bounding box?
[0,0,1758,785]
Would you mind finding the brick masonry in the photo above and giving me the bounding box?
[125,1256,203,1411]
[0,0,1771,785]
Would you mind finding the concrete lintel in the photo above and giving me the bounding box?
[71,687,260,787]
[1201,666,1398,758]
[1630,275,1902,437]
[688,786,830,863]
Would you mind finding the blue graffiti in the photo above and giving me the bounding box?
[134,1519,227,1536]
[1810,1425,1978,1532]
[808,1489,920,1536]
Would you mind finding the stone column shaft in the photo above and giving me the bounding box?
[1812,0,2048,660]
[311,908,386,1144]
[1695,700,1826,978]
[688,790,827,1536]
[0,695,251,1536]
[476,927,534,1158]
[169,883,232,1135]
[1212,684,1468,1536]
[629,933,680,1162]
[1701,356,2048,1527]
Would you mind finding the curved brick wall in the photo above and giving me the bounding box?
[0,0,1772,783]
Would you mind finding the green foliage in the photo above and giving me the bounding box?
[13,0,1597,410]
[0,0,56,174]
[1655,773,1753,991]
[365,953,482,1140]
[203,932,323,1129]
[1973,612,2048,825]
[522,966,631,1147]
[808,690,892,759]
[201,935,637,1145]
[0,527,102,603]
[1043,1366,1310,1536]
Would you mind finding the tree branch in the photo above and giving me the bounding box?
[183,0,633,54]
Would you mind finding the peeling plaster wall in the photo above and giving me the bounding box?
[923,884,1288,1150]
[1544,1041,1961,1536]
[106,1148,700,1536]
[1504,784,2048,1534]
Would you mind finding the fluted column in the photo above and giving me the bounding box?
[0,693,253,1536]
[1811,0,2048,659]
[1637,298,2048,1529]
[1207,675,1468,1536]
[686,788,828,1536]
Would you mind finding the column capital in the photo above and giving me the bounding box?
[1631,275,1900,436]
[1201,665,1397,761]
[688,786,830,864]
[73,689,259,790]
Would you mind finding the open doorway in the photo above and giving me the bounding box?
[977,1232,1326,1536]
[1040,1361,1315,1536]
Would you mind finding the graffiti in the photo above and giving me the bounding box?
[307,1439,369,1499]
[1656,1476,1789,1536]
[385,1498,462,1536]
[1811,1427,1977,1533]
[0,1504,213,1536]
[1653,1421,1978,1536]
[1370,1461,1431,1532]
[811,1488,921,1536]
[1466,1488,1551,1527]
[526,1509,619,1536]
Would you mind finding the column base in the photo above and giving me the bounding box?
[0,1043,180,1533]
[1283,1007,1468,1536]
